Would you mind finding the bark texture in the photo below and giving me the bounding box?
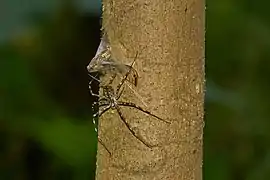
[96,0,204,179]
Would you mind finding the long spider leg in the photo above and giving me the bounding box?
[88,73,100,83]
[116,85,125,100]
[88,83,99,97]
[115,106,152,148]
[124,64,138,87]
[92,102,109,118]
[98,103,110,108]
[98,98,110,106]
[98,105,111,117]
[98,136,112,156]
[118,101,170,124]
[93,104,112,155]
[116,52,138,95]
[93,102,110,117]
[93,98,109,117]
[88,74,100,97]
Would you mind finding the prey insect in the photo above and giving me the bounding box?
[87,42,147,88]
[87,37,138,90]
[94,55,170,153]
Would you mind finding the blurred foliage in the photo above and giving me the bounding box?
[1,1,100,179]
[2,0,270,179]
[205,0,270,179]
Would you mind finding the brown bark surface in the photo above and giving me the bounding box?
[96,0,204,179]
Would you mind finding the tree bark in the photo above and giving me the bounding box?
[96,0,204,179]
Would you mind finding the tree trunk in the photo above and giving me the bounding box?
[96,0,204,179]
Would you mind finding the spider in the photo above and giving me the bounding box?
[94,58,170,153]
[88,45,140,155]
[88,38,167,154]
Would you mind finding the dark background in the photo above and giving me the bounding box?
[1,0,270,179]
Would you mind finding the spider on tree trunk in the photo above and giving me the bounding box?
[92,55,170,154]
[87,40,140,155]
[87,37,169,155]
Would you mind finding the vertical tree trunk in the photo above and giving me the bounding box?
[96,0,204,179]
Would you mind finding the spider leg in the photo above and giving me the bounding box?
[115,106,152,148]
[92,102,110,118]
[125,64,138,86]
[88,74,100,98]
[118,101,170,124]
[93,105,110,118]
[93,102,112,155]
[115,52,138,95]
[98,97,110,106]
[89,84,99,97]
[93,105,112,156]
[116,85,125,100]
[88,73,100,83]
[98,136,112,156]
[98,103,109,108]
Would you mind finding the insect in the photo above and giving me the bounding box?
[88,49,138,90]
[93,56,170,153]
[87,36,138,91]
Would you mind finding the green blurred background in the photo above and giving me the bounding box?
[1,0,270,179]
[1,1,100,179]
